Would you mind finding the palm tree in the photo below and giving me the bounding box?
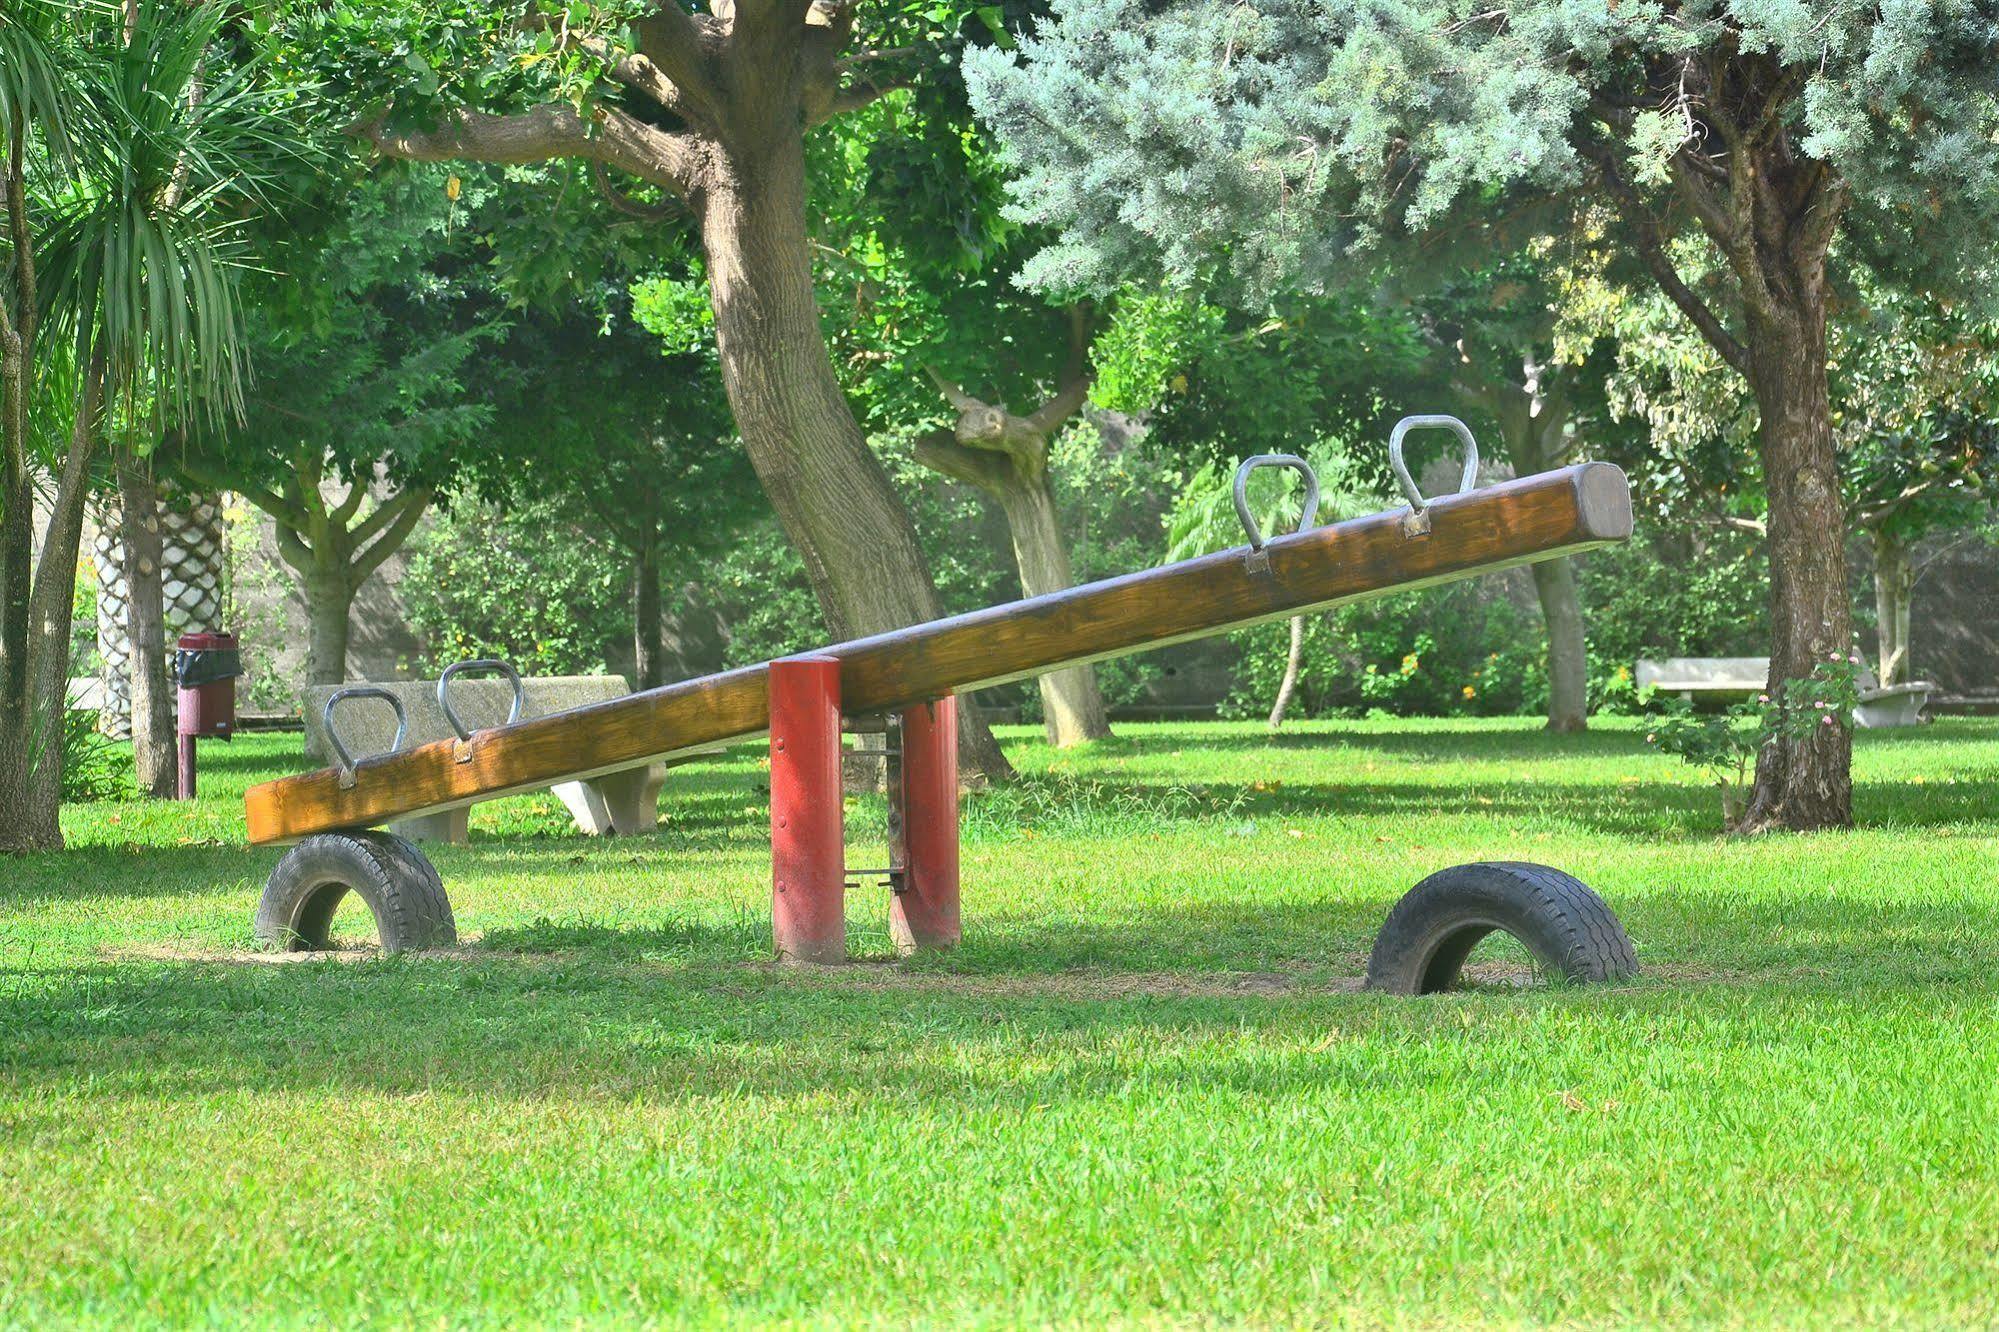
[1,0,305,847]
[1165,443,1380,731]
[1,0,84,850]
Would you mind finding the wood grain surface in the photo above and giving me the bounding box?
[245,463,1632,843]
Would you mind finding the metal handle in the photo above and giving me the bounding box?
[323,686,407,777]
[1388,415,1480,519]
[438,658,524,742]
[1232,454,1321,553]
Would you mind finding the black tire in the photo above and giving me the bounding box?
[255,831,457,954]
[1365,861,1637,995]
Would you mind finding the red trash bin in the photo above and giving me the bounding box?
[175,631,241,799]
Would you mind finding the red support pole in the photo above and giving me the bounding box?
[769,656,846,963]
[891,695,960,953]
[177,734,197,801]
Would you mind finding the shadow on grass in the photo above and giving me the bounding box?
[12,771,1994,910]
[5,875,1998,1109]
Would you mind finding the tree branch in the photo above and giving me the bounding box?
[174,456,313,531]
[347,485,417,552]
[633,3,726,118]
[363,104,707,197]
[1590,146,1751,377]
[351,488,432,582]
[271,518,315,577]
[576,31,714,128]
[326,476,367,528]
[913,429,1011,496]
[811,75,914,126]
[591,160,684,220]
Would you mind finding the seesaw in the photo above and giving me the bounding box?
[245,417,1641,993]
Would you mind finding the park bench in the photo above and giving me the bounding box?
[301,671,696,843]
[1635,656,1935,728]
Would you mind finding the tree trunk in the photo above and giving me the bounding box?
[1,356,105,852]
[634,539,663,690]
[1530,557,1588,732]
[697,147,1012,783]
[1739,299,1852,832]
[0,417,35,850]
[1478,371,1589,733]
[1870,528,1912,688]
[116,452,175,796]
[302,565,354,687]
[1269,615,1304,730]
[994,474,1111,746]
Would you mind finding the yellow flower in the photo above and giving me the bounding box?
[1399,653,1420,675]
[1462,685,1476,700]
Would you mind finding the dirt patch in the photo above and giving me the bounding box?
[761,967,1367,1000]
[100,940,495,966]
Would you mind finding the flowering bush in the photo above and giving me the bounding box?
[1646,653,1864,830]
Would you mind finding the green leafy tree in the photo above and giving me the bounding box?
[968,2,1999,830]
[493,297,755,689]
[295,0,1030,780]
[1583,271,1999,689]
[801,80,1119,746]
[181,171,498,685]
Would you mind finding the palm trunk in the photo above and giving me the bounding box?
[1268,615,1304,730]
[634,539,663,690]
[116,452,175,795]
[1870,528,1912,688]
[698,146,1012,782]
[1739,297,1852,832]
[1530,556,1588,732]
[994,474,1111,746]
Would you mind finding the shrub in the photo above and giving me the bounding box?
[1645,654,1862,829]
[401,501,633,678]
[61,709,132,803]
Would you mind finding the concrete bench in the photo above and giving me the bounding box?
[302,674,692,843]
[1635,656,1935,728]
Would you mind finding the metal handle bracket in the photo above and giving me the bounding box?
[323,686,408,789]
[1232,454,1321,573]
[1388,415,1480,535]
[438,658,525,761]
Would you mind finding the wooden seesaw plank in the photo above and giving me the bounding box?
[245,462,1631,844]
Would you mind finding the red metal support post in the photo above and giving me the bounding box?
[890,695,961,953]
[768,656,846,963]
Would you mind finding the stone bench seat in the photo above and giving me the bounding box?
[301,674,716,842]
[1635,656,1935,729]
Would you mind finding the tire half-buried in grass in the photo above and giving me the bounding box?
[255,830,456,954]
[1365,861,1637,994]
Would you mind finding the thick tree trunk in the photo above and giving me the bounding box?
[116,453,175,796]
[698,147,1012,782]
[1870,528,1912,688]
[994,475,1111,746]
[302,566,354,687]
[1269,616,1305,730]
[1740,301,1852,832]
[1530,557,1588,732]
[634,539,663,690]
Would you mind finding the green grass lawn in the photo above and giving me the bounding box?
[3,716,1997,1328]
